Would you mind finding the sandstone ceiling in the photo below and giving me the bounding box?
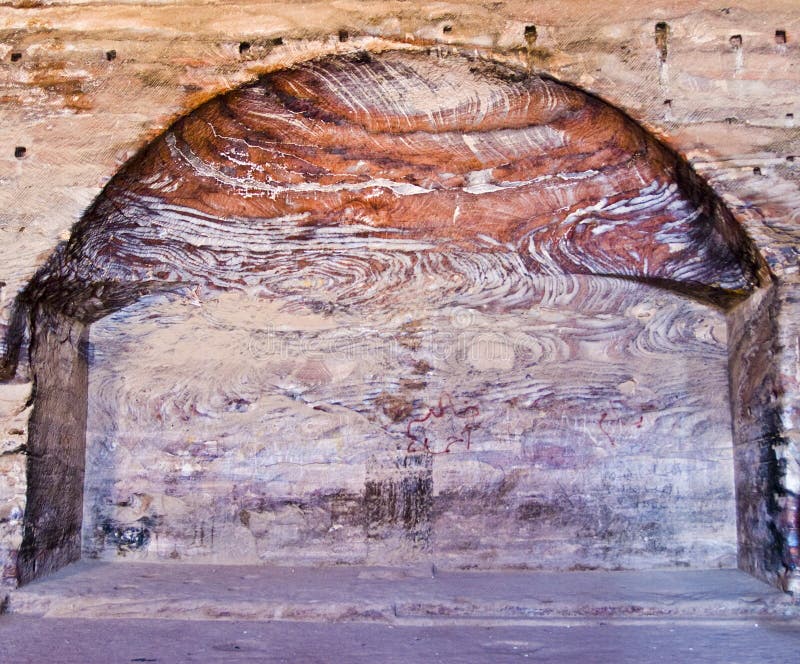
[1,48,765,379]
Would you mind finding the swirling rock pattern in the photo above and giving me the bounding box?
[4,48,762,579]
[1,49,762,348]
[83,277,736,569]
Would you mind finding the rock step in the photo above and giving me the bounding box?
[7,562,799,624]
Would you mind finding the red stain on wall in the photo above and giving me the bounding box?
[405,393,480,455]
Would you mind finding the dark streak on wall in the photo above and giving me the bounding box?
[365,454,433,545]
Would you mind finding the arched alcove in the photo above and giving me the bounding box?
[0,48,769,584]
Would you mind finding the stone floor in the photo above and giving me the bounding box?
[2,563,800,662]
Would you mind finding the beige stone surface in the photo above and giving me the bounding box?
[1,0,799,587]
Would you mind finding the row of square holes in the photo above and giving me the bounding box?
[7,25,795,161]
[6,26,791,63]
[721,30,786,47]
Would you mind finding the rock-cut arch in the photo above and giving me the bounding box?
[0,48,766,583]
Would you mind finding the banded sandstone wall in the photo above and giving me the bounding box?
[1,1,798,590]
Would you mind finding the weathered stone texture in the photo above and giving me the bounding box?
[0,382,29,586]
[16,311,88,584]
[0,1,798,590]
[728,279,800,592]
[83,280,736,569]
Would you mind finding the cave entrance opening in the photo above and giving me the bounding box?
[4,47,780,591]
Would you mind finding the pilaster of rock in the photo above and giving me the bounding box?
[15,310,88,585]
[0,382,30,587]
[728,277,799,593]
[775,278,800,592]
